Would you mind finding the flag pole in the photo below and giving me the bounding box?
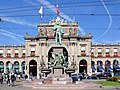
[56,0,60,18]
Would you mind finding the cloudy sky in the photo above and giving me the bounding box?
[0,0,120,45]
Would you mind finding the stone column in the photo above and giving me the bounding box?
[19,63,22,73]
[25,59,29,76]
[68,43,72,68]
[37,59,40,79]
[68,55,71,68]
[87,58,92,74]
[44,43,48,68]
[95,61,97,74]
[4,63,6,73]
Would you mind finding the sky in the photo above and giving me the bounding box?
[0,0,120,45]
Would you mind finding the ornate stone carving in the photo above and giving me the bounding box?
[48,51,68,68]
[38,28,47,36]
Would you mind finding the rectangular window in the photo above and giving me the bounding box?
[0,49,3,56]
[7,53,11,56]
[106,48,109,54]
[98,52,102,54]
[15,49,18,53]
[31,47,35,54]
[31,51,35,54]
[81,46,85,53]
[22,49,25,56]
[15,53,18,56]
[22,53,25,56]
[114,48,117,54]
[23,49,25,53]
[7,49,11,53]
[0,53,3,56]
[7,49,11,56]
[91,48,94,54]
[98,48,102,54]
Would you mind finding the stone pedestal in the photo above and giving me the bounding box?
[52,66,64,77]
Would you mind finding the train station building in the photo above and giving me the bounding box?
[0,17,120,78]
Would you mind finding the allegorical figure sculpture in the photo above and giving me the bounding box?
[48,51,68,68]
[53,17,64,45]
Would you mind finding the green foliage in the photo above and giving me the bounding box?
[97,80,120,86]
[107,76,120,82]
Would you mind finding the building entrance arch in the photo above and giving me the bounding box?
[79,59,87,73]
[29,60,37,76]
[14,61,19,74]
[0,61,4,73]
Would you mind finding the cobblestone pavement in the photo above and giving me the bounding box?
[22,79,120,90]
[0,80,120,90]
[0,83,35,90]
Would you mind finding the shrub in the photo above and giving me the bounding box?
[107,76,120,82]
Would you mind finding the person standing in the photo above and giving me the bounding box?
[25,74,28,80]
[11,73,16,86]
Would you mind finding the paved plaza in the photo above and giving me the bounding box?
[1,79,120,90]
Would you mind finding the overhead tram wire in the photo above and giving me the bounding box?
[0,3,120,14]
[1,13,120,17]
[0,27,37,29]
[0,0,119,11]
[1,27,120,30]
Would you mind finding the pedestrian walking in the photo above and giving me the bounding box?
[6,73,10,86]
[25,74,28,80]
[11,73,16,86]
[18,74,20,80]
[2,73,5,83]
[29,73,33,81]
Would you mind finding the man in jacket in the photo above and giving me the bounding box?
[11,73,16,86]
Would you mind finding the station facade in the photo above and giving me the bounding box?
[0,18,120,78]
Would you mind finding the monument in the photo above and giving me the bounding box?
[40,17,73,84]
[53,17,64,45]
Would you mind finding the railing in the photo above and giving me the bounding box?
[14,55,19,58]
[98,54,102,57]
[0,56,3,58]
[6,56,11,58]
[114,54,118,57]
[106,54,111,57]
[30,53,35,56]
[22,55,25,58]
[81,53,86,56]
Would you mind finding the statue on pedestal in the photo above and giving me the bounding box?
[53,17,64,45]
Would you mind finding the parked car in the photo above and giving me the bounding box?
[70,73,83,82]
[78,73,83,80]
[97,72,112,79]
[70,74,78,83]
[91,74,97,79]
